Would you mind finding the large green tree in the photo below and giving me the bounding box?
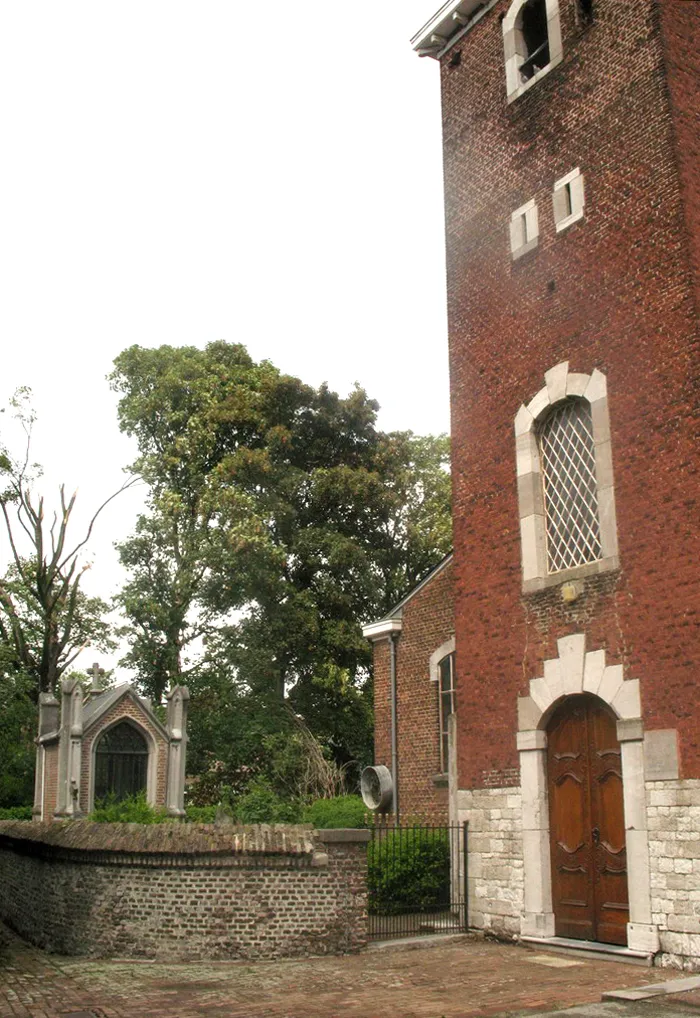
[110,342,451,787]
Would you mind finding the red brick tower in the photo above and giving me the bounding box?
[412,0,699,965]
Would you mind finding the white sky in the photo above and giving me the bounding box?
[0,2,448,672]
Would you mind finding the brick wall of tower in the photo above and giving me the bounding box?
[659,2,700,316]
[371,561,454,820]
[440,0,700,790]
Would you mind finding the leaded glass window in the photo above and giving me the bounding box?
[538,398,603,574]
[95,721,148,803]
[438,654,456,773]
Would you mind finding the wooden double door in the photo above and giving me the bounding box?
[547,694,629,945]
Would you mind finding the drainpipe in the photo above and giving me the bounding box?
[390,632,399,823]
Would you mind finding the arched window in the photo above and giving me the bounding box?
[503,0,563,103]
[538,398,602,573]
[95,721,148,803]
[514,362,619,593]
[518,0,550,82]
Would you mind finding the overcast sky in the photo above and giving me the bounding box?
[0,2,448,671]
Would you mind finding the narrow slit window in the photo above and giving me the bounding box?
[553,168,585,232]
[510,199,539,259]
[438,653,456,773]
[538,398,603,574]
[579,0,594,26]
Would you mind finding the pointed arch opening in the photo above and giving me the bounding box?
[94,720,150,804]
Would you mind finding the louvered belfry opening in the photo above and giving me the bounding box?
[95,720,148,803]
[538,397,602,574]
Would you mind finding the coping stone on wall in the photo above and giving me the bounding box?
[316,829,371,843]
[0,820,319,856]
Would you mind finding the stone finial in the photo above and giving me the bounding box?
[38,693,59,738]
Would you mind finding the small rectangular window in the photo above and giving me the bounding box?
[553,168,585,232]
[510,199,539,260]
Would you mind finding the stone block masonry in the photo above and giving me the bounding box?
[0,821,369,961]
[457,785,524,937]
[647,780,700,971]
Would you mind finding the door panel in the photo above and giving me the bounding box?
[547,695,629,945]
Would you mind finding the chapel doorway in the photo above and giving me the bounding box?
[547,694,629,945]
[94,721,149,803]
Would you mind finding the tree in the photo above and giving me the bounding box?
[0,644,36,807]
[0,391,128,697]
[110,342,451,786]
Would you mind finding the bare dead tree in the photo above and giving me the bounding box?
[0,392,138,695]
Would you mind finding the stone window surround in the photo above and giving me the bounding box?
[87,716,159,814]
[430,637,456,775]
[517,632,659,956]
[503,0,563,104]
[553,167,585,232]
[514,361,619,594]
[510,198,539,260]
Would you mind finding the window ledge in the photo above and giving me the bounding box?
[506,51,563,104]
[522,555,620,595]
[512,237,539,261]
[555,210,585,233]
[432,773,449,788]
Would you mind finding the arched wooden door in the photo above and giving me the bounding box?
[547,694,629,945]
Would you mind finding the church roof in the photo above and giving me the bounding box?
[362,551,453,639]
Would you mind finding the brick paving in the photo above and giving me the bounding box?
[0,925,692,1018]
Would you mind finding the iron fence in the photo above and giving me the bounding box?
[367,821,468,942]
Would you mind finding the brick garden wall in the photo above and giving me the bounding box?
[0,822,369,961]
[439,0,700,790]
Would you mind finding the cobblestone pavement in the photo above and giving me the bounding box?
[0,926,692,1018]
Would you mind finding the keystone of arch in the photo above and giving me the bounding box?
[517,633,641,740]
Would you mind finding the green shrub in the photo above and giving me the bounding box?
[303,795,368,829]
[367,828,451,916]
[89,792,171,824]
[184,804,218,824]
[234,781,302,824]
[0,805,33,821]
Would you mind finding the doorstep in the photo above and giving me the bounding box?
[520,935,653,966]
[602,975,700,1001]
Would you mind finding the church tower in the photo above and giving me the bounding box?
[413,0,700,966]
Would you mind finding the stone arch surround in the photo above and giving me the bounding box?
[517,633,659,954]
[87,715,160,814]
[514,361,619,594]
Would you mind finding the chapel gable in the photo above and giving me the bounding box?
[33,674,189,822]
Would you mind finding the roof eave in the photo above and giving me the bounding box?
[411,0,498,59]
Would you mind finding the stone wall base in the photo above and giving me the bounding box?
[456,776,700,969]
[456,785,523,937]
[648,779,700,971]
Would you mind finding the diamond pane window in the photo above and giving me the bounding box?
[538,398,602,574]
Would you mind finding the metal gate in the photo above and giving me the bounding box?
[367,822,468,941]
